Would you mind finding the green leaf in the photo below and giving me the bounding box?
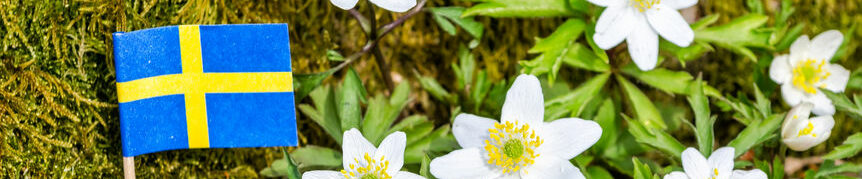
[261,148,304,178]
[336,68,364,133]
[772,156,784,179]
[617,76,667,130]
[660,40,714,65]
[291,145,343,169]
[727,113,784,157]
[528,19,585,54]
[593,99,618,155]
[621,65,693,95]
[823,133,862,160]
[822,91,862,119]
[625,115,685,158]
[695,14,771,61]
[774,23,805,51]
[545,73,610,120]
[420,154,433,178]
[462,0,577,18]
[326,50,345,61]
[301,85,343,144]
[586,166,614,179]
[816,161,862,178]
[521,19,608,82]
[454,45,476,90]
[632,158,659,179]
[293,70,334,101]
[690,14,721,30]
[431,13,457,36]
[687,76,714,156]
[418,76,454,104]
[584,22,610,63]
[430,7,485,39]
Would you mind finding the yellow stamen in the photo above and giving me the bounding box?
[797,121,816,137]
[484,121,543,174]
[631,0,661,12]
[792,59,830,94]
[341,153,391,179]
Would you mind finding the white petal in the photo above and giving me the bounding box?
[343,128,377,170]
[369,0,417,12]
[681,147,710,179]
[731,169,768,179]
[329,0,359,10]
[810,115,835,145]
[820,64,850,92]
[539,118,602,160]
[375,131,407,175]
[522,155,585,179]
[769,55,792,84]
[627,15,660,71]
[453,114,498,149]
[302,170,343,179]
[665,0,699,9]
[783,137,815,151]
[789,35,810,59]
[807,92,835,116]
[782,102,813,139]
[594,5,634,49]
[646,5,694,47]
[586,0,624,7]
[501,74,545,126]
[808,30,844,61]
[780,83,804,107]
[429,148,500,179]
[394,171,426,179]
[707,147,735,179]
[663,171,689,179]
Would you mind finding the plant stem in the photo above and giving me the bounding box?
[365,1,395,90]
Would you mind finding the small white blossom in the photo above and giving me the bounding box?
[781,102,835,151]
[663,147,767,179]
[770,30,849,115]
[330,0,416,12]
[429,74,602,179]
[587,0,698,71]
[303,128,424,179]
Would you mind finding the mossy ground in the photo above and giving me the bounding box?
[0,0,859,177]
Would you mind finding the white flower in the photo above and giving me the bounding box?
[302,128,424,179]
[781,102,835,151]
[429,74,602,179]
[587,0,697,71]
[330,0,416,12]
[663,147,768,179]
[769,30,849,116]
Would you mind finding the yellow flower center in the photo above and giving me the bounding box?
[631,0,661,12]
[340,153,391,179]
[792,59,831,94]
[797,121,817,137]
[711,168,719,179]
[485,121,543,174]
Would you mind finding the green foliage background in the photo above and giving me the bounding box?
[0,0,859,177]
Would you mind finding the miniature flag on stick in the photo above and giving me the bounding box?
[112,24,298,157]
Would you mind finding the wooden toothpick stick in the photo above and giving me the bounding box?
[123,156,136,179]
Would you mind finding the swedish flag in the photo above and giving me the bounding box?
[113,24,298,157]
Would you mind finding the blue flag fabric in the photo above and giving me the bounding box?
[113,24,298,157]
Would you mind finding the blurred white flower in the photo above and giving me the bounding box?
[587,0,698,71]
[663,147,768,179]
[429,74,602,179]
[769,30,849,115]
[330,0,416,12]
[302,128,424,179]
[781,102,835,151]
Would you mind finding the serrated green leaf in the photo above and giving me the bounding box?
[772,157,784,179]
[529,19,585,53]
[593,99,618,156]
[823,133,862,160]
[625,115,685,158]
[775,23,805,51]
[688,76,714,156]
[545,73,610,120]
[432,13,457,36]
[418,76,454,104]
[584,22,610,63]
[621,65,694,95]
[816,161,862,178]
[586,166,614,179]
[618,76,667,130]
[691,14,721,30]
[462,0,577,18]
[660,40,714,65]
[633,158,658,179]
[728,113,784,157]
[430,7,484,39]
[326,50,345,61]
[695,14,771,61]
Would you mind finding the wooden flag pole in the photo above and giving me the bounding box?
[123,156,136,179]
